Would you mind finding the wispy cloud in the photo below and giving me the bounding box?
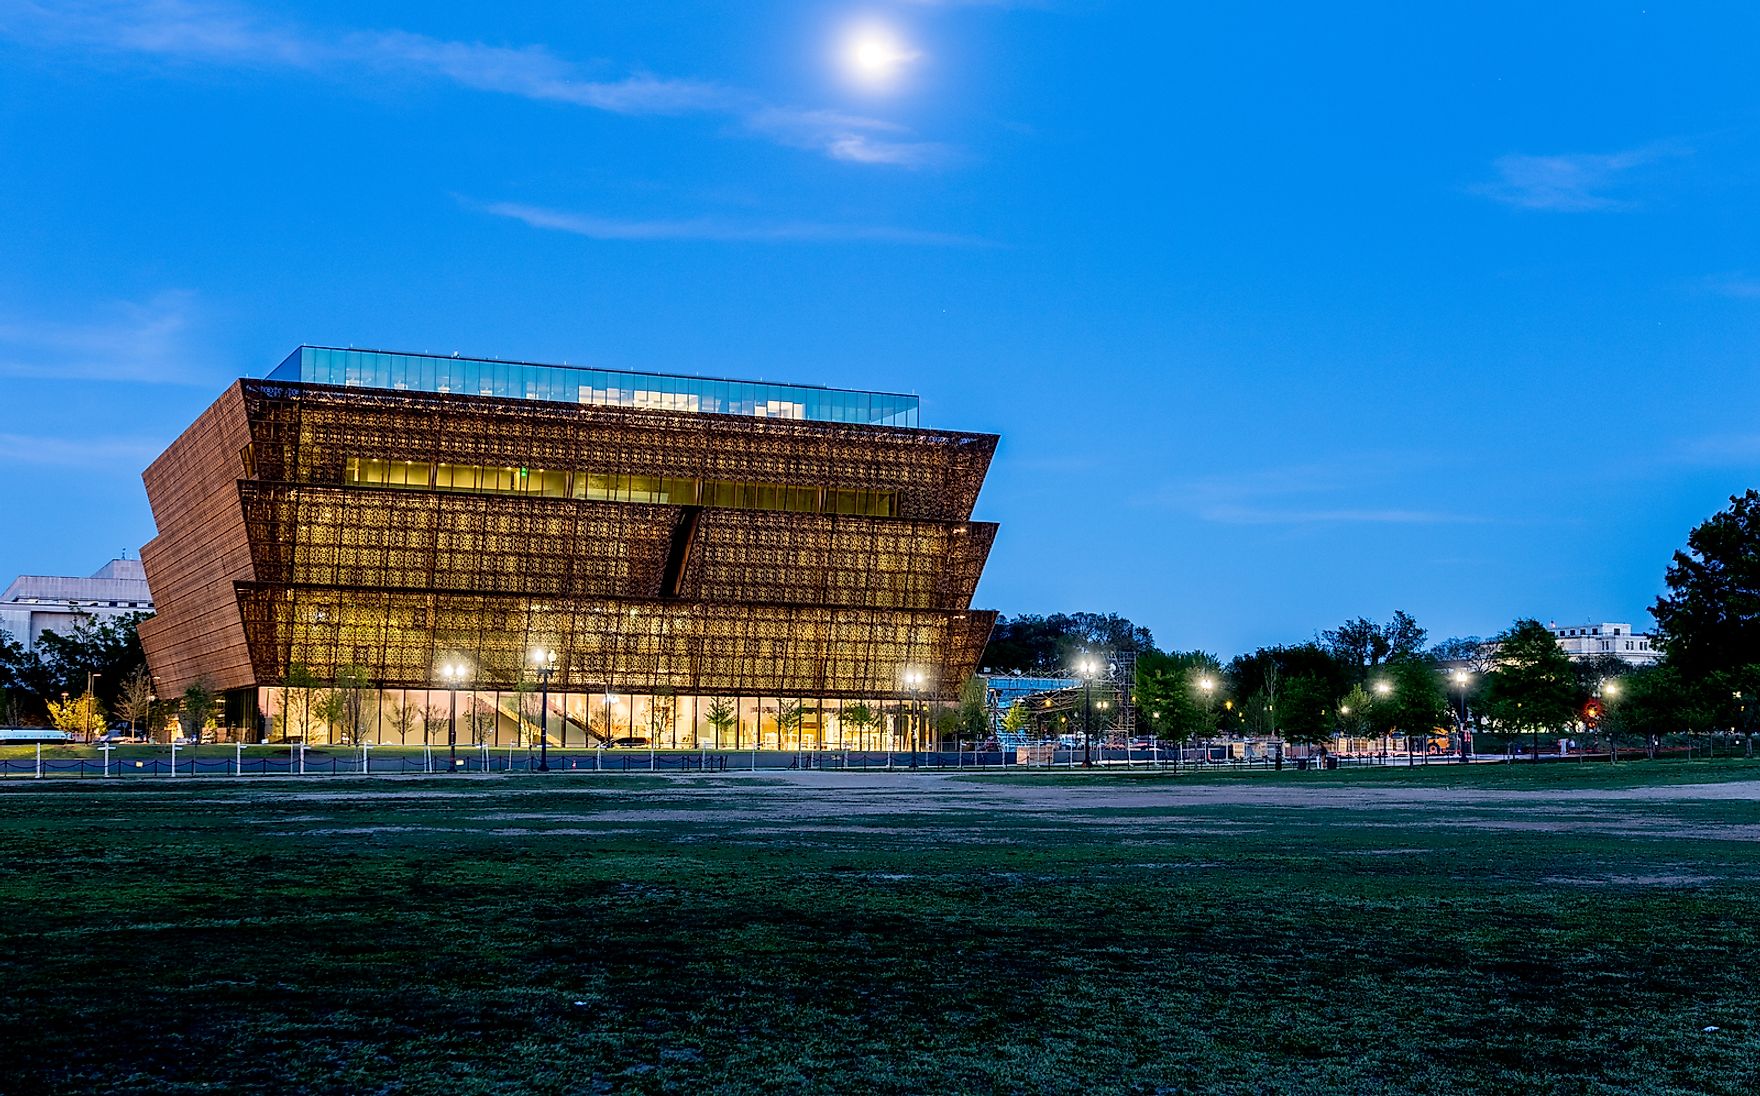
[480,201,986,247]
[744,107,955,168]
[1470,142,1688,212]
[0,432,161,468]
[0,0,947,166]
[1701,273,1760,300]
[1156,463,1486,527]
[0,290,216,385]
[1674,434,1760,464]
[1198,505,1484,526]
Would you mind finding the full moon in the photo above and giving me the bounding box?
[841,24,920,88]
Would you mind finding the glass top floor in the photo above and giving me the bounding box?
[267,346,919,427]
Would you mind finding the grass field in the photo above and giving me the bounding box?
[2,762,1758,1094]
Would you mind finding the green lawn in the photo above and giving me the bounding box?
[1,763,1757,1094]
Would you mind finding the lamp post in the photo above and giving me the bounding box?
[85,671,101,742]
[1372,678,1393,764]
[440,661,468,773]
[904,670,924,769]
[531,648,557,772]
[1602,679,1621,763]
[1450,670,1470,763]
[1198,675,1216,765]
[1075,655,1099,768]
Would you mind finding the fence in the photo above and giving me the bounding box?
[0,744,1475,780]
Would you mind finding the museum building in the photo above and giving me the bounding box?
[138,347,998,748]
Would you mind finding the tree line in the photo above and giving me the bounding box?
[983,490,1760,758]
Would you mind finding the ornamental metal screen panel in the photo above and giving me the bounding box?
[143,374,1000,702]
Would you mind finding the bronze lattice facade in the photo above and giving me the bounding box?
[140,362,998,745]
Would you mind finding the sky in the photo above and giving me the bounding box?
[1,0,1757,657]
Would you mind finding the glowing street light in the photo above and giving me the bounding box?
[1074,655,1103,768]
[531,648,557,772]
[1449,669,1471,762]
[903,669,925,769]
[439,660,470,773]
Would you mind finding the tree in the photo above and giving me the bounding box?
[282,663,323,743]
[1370,657,1449,760]
[1000,702,1029,738]
[48,691,106,738]
[1337,684,1372,742]
[1652,490,1760,674]
[315,687,347,746]
[34,612,152,714]
[1278,673,1335,746]
[775,699,804,750]
[0,626,37,725]
[1323,611,1427,685]
[650,689,678,748]
[420,702,448,746]
[467,697,497,748]
[705,697,738,748]
[840,701,878,750]
[950,675,989,747]
[331,665,372,745]
[119,669,155,738]
[981,612,1155,673]
[1135,649,1224,744]
[1482,619,1579,762]
[178,680,217,743]
[387,694,420,745]
[1650,490,1760,757]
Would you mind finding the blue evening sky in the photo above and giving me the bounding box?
[2,1,1756,656]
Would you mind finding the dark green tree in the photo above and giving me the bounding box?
[1482,619,1579,762]
[1277,673,1335,746]
[1135,649,1223,744]
[35,612,152,712]
[1367,657,1450,760]
[1652,490,1760,674]
[981,612,1155,673]
[1323,611,1427,686]
[178,680,218,744]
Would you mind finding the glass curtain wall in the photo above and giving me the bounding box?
[257,688,935,750]
[272,347,920,427]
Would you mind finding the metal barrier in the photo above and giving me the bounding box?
[1,744,1472,779]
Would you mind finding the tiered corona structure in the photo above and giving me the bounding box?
[139,348,998,748]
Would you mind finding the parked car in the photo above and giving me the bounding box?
[609,736,650,748]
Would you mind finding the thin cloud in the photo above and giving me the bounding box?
[1156,463,1488,527]
[0,432,161,468]
[1470,143,1688,212]
[1674,434,1760,464]
[481,201,987,247]
[1199,505,1485,526]
[1,0,946,165]
[1701,273,1760,300]
[744,107,956,168]
[0,290,217,385]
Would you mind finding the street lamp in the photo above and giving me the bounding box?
[1372,679,1393,762]
[86,671,101,742]
[439,661,469,773]
[1601,678,1622,763]
[1450,670,1471,763]
[1075,655,1101,768]
[903,670,925,769]
[531,648,557,772]
[1198,675,1216,765]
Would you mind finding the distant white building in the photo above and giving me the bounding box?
[0,559,153,651]
[1546,620,1660,667]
